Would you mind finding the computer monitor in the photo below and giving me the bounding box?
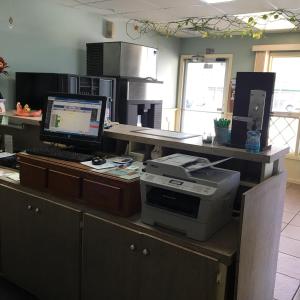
[40,94,107,149]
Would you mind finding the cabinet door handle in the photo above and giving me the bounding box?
[129,244,136,252]
[142,248,150,256]
[35,208,40,214]
[27,205,32,211]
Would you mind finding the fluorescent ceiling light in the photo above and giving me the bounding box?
[236,11,296,31]
[201,0,234,3]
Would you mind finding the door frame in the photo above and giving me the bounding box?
[175,54,233,131]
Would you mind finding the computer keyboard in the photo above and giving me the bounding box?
[26,147,94,162]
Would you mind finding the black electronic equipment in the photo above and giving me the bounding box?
[40,94,107,150]
[86,42,163,128]
[91,156,106,165]
[16,72,78,110]
[230,72,276,150]
[86,42,158,79]
[15,73,115,120]
[116,78,163,129]
[0,154,17,169]
[26,147,93,162]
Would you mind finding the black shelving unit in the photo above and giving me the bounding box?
[16,72,116,121]
[78,75,116,121]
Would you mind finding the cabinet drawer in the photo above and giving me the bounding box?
[82,179,121,212]
[20,162,47,190]
[48,170,81,200]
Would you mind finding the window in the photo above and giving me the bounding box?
[270,54,300,113]
[268,53,300,154]
[176,54,232,136]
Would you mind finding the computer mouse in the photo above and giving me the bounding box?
[92,156,106,165]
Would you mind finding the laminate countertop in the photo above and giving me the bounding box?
[0,110,42,126]
[105,124,289,164]
[0,111,289,164]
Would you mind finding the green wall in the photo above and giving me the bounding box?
[180,32,300,77]
[0,0,180,109]
[1,0,299,111]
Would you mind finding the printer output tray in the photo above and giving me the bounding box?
[147,187,200,218]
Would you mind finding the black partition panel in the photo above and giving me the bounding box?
[231,72,276,150]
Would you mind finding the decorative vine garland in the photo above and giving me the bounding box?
[126,9,300,39]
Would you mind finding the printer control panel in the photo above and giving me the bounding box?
[142,173,216,196]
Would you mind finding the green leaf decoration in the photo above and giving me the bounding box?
[126,9,300,40]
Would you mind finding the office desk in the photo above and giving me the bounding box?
[0,119,289,300]
[0,170,237,300]
[17,153,141,217]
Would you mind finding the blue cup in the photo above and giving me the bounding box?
[245,130,261,153]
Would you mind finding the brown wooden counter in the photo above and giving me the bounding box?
[17,153,140,217]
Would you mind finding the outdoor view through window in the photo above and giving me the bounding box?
[269,55,300,154]
[181,61,226,137]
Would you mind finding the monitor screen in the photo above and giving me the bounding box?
[40,94,107,148]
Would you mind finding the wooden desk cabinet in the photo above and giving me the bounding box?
[18,153,141,217]
[0,168,286,300]
[82,213,222,300]
[0,122,289,300]
[0,180,231,300]
[0,183,81,300]
[74,170,287,300]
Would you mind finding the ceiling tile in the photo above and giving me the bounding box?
[268,0,300,10]
[74,4,115,14]
[53,0,300,25]
[55,0,81,7]
[121,8,177,22]
[144,0,204,9]
[163,4,224,19]
[212,0,275,15]
[88,0,157,13]
[77,0,110,3]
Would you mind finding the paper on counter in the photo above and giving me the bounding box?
[81,160,116,170]
[92,161,143,180]
[0,152,15,159]
[0,169,15,177]
[7,173,20,181]
[81,158,143,180]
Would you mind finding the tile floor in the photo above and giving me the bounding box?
[274,183,300,300]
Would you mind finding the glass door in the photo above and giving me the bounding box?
[180,58,228,136]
